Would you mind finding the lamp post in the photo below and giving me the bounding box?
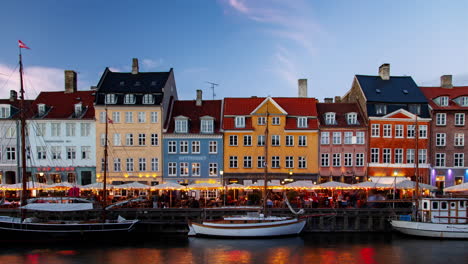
[220,170,225,206]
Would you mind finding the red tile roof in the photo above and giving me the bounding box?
[419,86,468,110]
[166,100,222,133]
[31,90,96,119]
[316,103,367,128]
[0,99,34,118]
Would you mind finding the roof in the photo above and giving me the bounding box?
[0,98,34,119]
[30,90,95,119]
[316,103,366,128]
[94,67,170,105]
[419,86,468,110]
[166,100,222,134]
[356,75,428,103]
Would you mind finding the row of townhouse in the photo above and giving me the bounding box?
[0,61,466,188]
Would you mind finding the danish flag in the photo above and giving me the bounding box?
[18,40,30,49]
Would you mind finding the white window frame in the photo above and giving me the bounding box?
[321,132,330,144]
[286,135,294,146]
[436,113,446,126]
[395,125,403,138]
[124,94,136,104]
[455,113,465,126]
[383,124,392,138]
[209,141,217,154]
[371,124,380,137]
[297,117,307,128]
[235,116,245,128]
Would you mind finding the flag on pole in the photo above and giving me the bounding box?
[18,40,30,49]
[107,117,113,124]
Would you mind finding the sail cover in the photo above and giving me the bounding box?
[21,203,93,211]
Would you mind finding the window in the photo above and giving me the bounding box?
[105,94,117,104]
[50,146,60,160]
[143,94,154,104]
[297,117,307,128]
[101,158,107,172]
[298,157,306,168]
[63,123,75,137]
[126,133,134,146]
[235,116,245,128]
[435,153,445,167]
[325,113,336,125]
[113,133,121,146]
[257,156,265,168]
[209,141,217,154]
[138,112,146,123]
[454,153,464,167]
[271,135,280,146]
[201,119,214,133]
[332,153,341,167]
[344,153,352,167]
[408,104,421,115]
[151,134,159,146]
[383,124,392,138]
[175,119,188,133]
[257,135,265,146]
[36,123,46,136]
[243,135,252,146]
[371,148,379,163]
[151,158,159,171]
[114,158,121,172]
[100,134,106,146]
[461,96,468,106]
[321,132,330,144]
[321,153,329,167]
[209,163,218,176]
[192,163,200,176]
[332,132,341,144]
[126,158,134,172]
[229,156,238,168]
[285,156,294,168]
[371,124,380,137]
[111,112,120,123]
[419,149,427,164]
[383,149,391,163]
[286,135,294,146]
[455,113,465,126]
[344,132,353,144]
[407,125,415,138]
[356,153,364,167]
[395,125,403,138]
[407,149,415,164]
[356,132,365,144]
[37,146,46,160]
[81,146,91,160]
[192,141,200,153]
[6,127,16,138]
[347,113,358,125]
[229,135,238,146]
[244,156,252,168]
[419,125,427,138]
[6,147,16,160]
[375,104,387,115]
[436,113,446,126]
[151,112,158,123]
[139,158,146,171]
[0,106,10,118]
[51,123,61,137]
[258,117,266,125]
[124,94,136,104]
[168,162,177,176]
[395,149,403,164]
[272,117,280,125]
[454,133,464,146]
[298,136,307,146]
[125,112,133,123]
[271,156,280,168]
[439,96,449,106]
[436,133,446,146]
[66,147,76,160]
[138,133,146,146]
[180,141,188,153]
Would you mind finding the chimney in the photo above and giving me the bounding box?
[324,98,333,103]
[334,96,341,103]
[379,63,390,80]
[298,79,307,98]
[196,89,202,106]
[132,58,139,74]
[9,90,17,102]
[440,75,453,89]
[64,70,77,94]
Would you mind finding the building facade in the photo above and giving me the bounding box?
[420,75,468,189]
[163,90,223,184]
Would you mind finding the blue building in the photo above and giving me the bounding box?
[163,90,223,185]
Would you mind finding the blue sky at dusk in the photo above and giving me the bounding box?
[1,0,467,101]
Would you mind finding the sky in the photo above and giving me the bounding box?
[1,0,467,102]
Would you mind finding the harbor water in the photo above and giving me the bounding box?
[0,233,467,264]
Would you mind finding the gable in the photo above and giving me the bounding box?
[251,97,287,115]
[382,109,415,119]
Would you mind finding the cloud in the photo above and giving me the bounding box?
[269,47,297,89]
[142,58,163,70]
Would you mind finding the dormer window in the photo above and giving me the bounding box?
[124,94,136,104]
[0,105,11,118]
[143,94,154,104]
[151,81,157,86]
[175,117,188,133]
[297,117,308,128]
[74,103,82,117]
[439,96,449,106]
[408,104,421,115]
[375,104,387,115]
[38,104,46,116]
[460,96,468,106]
[325,112,336,125]
[120,81,125,86]
[105,94,117,104]
[347,112,358,125]
[235,116,245,128]
[201,117,214,134]
[135,81,141,86]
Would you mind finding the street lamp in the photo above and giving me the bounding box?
[220,170,225,206]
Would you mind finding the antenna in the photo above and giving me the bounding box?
[206,81,219,100]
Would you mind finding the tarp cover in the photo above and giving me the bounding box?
[21,203,93,211]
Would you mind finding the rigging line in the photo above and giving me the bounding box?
[0,63,19,92]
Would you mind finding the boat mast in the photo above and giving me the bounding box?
[102,107,109,221]
[262,99,269,215]
[19,47,28,208]
[414,115,419,219]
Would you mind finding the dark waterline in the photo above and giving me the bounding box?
[0,233,467,264]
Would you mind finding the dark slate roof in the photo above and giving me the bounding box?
[166,100,222,134]
[316,103,367,128]
[31,90,95,119]
[356,75,428,103]
[95,68,170,105]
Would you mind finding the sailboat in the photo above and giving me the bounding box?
[0,41,138,239]
[390,116,468,239]
[188,99,306,237]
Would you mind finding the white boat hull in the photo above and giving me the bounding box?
[391,220,468,239]
[189,217,306,237]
